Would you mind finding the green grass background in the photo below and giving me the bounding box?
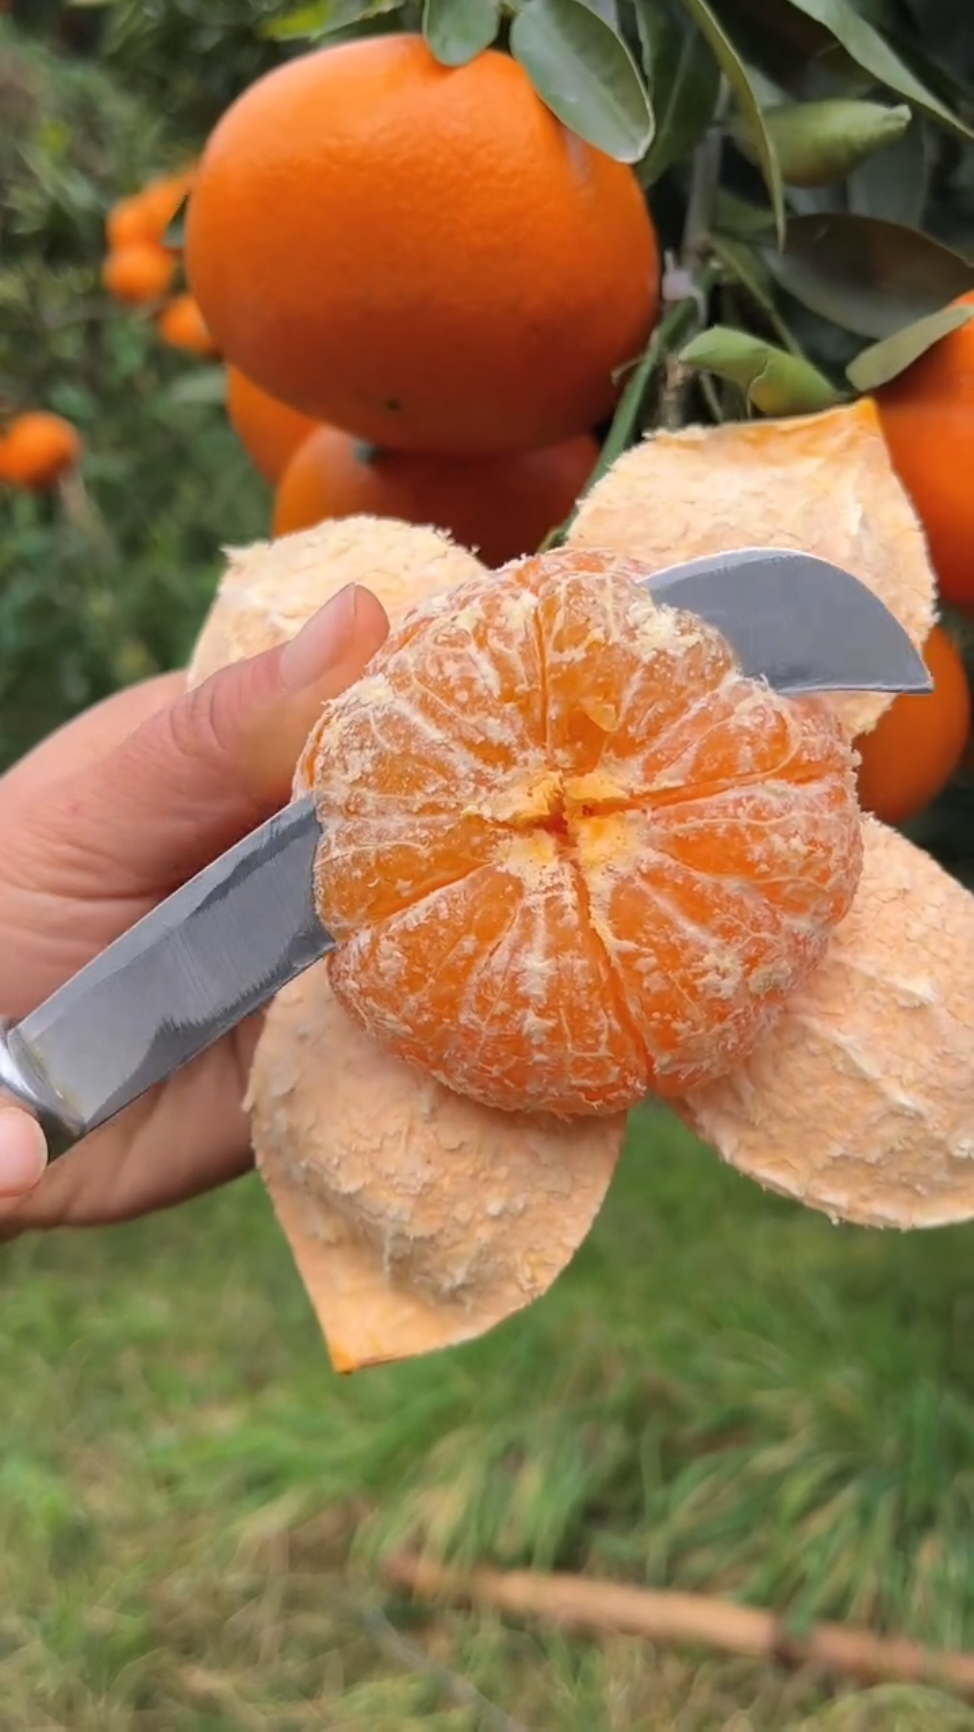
[4,1111,974,1727]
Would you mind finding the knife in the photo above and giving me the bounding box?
[0,547,931,1141]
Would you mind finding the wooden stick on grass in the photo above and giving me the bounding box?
[383,1554,974,1701]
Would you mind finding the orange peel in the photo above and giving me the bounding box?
[186,409,974,1376]
[570,398,935,739]
[246,969,624,1370]
[680,817,974,1229]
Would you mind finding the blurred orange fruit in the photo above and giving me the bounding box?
[157,293,218,356]
[876,291,974,609]
[186,36,659,456]
[304,547,863,1116]
[273,425,598,564]
[2,412,82,491]
[106,170,195,251]
[855,623,970,826]
[226,367,318,485]
[102,243,177,306]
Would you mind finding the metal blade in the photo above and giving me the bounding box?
[0,794,330,1138]
[643,546,932,696]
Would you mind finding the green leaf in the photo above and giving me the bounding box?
[162,194,189,253]
[712,0,863,93]
[765,212,974,339]
[846,111,929,226]
[680,326,844,413]
[713,189,776,239]
[729,99,911,189]
[259,0,400,42]
[510,0,654,163]
[670,0,785,244]
[158,367,228,409]
[783,0,974,143]
[709,234,804,355]
[633,0,721,186]
[847,302,974,393]
[423,0,500,65]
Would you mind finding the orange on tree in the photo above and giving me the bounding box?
[273,424,598,565]
[876,291,974,609]
[185,36,660,457]
[2,411,82,491]
[854,623,970,827]
[157,293,218,356]
[226,366,318,484]
[102,242,177,306]
[105,169,195,251]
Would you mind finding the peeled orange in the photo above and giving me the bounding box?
[303,547,864,1116]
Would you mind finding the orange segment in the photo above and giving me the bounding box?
[329,849,649,1117]
[306,547,863,1117]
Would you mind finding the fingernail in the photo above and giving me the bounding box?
[0,1110,47,1197]
[280,585,360,692]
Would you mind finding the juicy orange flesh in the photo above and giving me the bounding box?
[303,548,863,1117]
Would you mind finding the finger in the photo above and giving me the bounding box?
[0,1105,47,1214]
[1,673,185,799]
[14,582,389,902]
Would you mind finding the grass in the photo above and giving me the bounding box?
[3,1107,974,1728]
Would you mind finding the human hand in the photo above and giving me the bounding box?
[0,581,388,1235]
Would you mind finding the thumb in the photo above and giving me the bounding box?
[22,581,389,901]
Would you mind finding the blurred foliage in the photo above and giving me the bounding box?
[0,20,270,768]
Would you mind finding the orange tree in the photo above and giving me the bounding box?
[2,0,974,870]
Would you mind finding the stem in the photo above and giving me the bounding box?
[385,1554,974,1701]
[539,263,721,553]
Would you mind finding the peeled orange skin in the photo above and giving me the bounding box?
[185,36,659,457]
[855,624,971,827]
[226,367,318,486]
[187,514,483,687]
[273,424,598,566]
[876,292,974,610]
[302,547,864,1118]
[570,399,936,741]
[679,817,974,1230]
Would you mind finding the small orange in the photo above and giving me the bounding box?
[303,547,863,1116]
[226,367,319,485]
[105,170,195,251]
[2,412,82,491]
[106,193,154,251]
[102,243,177,306]
[157,293,218,356]
[136,170,195,246]
[273,425,598,565]
[185,36,659,455]
[855,624,970,826]
[876,291,974,609]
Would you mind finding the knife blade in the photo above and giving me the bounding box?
[0,547,931,1140]
[647,547,932,695]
